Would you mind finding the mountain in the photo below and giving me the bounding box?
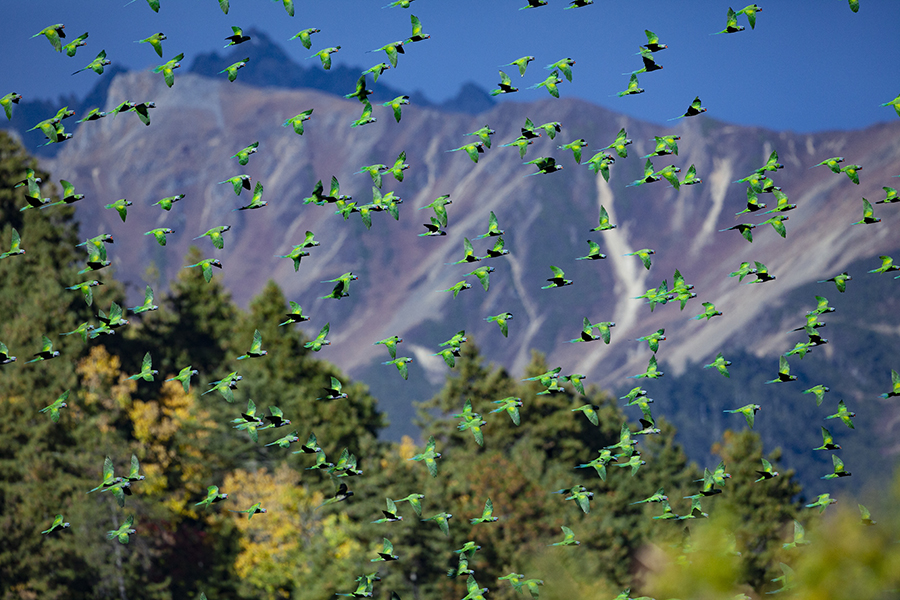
[41,71,900,488]
[2,30,494,158]
[188,29,496,116]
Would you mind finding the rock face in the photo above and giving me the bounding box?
[45,71,900,442]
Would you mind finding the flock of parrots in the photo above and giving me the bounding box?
[3,0,900,598]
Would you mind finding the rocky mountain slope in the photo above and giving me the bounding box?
[41,72,900,459]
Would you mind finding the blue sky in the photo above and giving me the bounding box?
[3,0,899,132]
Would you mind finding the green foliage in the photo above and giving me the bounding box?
[708,429,803,592]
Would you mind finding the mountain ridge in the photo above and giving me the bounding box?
[41,71,900,452]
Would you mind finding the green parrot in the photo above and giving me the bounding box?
[394,493,425,516]
[713,7,745,34]
[635,330,665,354]
[184,258,223,283]
[501,55,534,77]
[231,142,259,166]
[201,371,243,403]
[127,352,158,381]
[136,32,166,57]
[736,4,763,29]
[546,57,576,82]
[219,57,250,82]
[729,262,758,282]
[879,369,900,399]
[542,265,572,289]
[0,340,16,365]
[195,485,228,509]
[723,403,760,428]
[234,181,267,211]
[224,26,250,47]
[643,134,679,158]
[409,435,441,477]
[755,458,779,482]
[720,222,756,242]
[219,174,252,195]
[565,485,594,514]
[279,301,310,326]
[469,498,498,524]
[859,504,876,526]
[575,448,616,479]
[272,0,294,16]
[704,352,732,378]
[145,228,174,246]
[631,488,668,505]
[381,356,414,379]
[840,164,862,184]
[825,399,855,429]
[406,14,430,43]
[669,96,707,120]
[104,198,132,222]
[589,206,617,232]
[265,430,300,449]
[318,376,347,401]
[230,502,267,519]
[806,493,836,514]
[822,454,851,479]
[490,396,522,425]
[851,198,880,225]
[764,356,796,384]
[58,322,93,341]
[625,248,655,270]
[42,514,71,534]
[152,53,183,87]
[617,73,644,97]
[373,335,403,359]
[236,329,267,360]
[812,156,844,173]
[350,100,376,128]
[491,69,520,96]
[465,265,494,291]
[66,280,103,306]
[309,46,340,70]
[629,355,664,380]
[421,512,452,536]
[32,24,67,52]
[1,92,23,120]
[868,255,899,274]
[304,323,331,352]
[528,70,562,98]
[194,225,231,250]
[72,49,111,76]
[152,193,185,211]
[550,526,580,546]
[484,313,513,338]
[626,48,662,76]
[371,537,399,561]
[680,164,703,186]
[165,365,198,393]
[276,245,310,272]
[371,41,404,68]
[40,390,69,423]
[289,28,320,49]
[803,384,830,406]
[27,335,60,363]
[451,141,486,162]
[438,280,471,298]
[283,109,313,135]
[576,240,607,261]
[362,62,391,83]
[876,187,899,204]
[107,515,136,544]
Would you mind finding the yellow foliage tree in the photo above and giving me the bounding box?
[222,465,364,599]
[129,379,218,515]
